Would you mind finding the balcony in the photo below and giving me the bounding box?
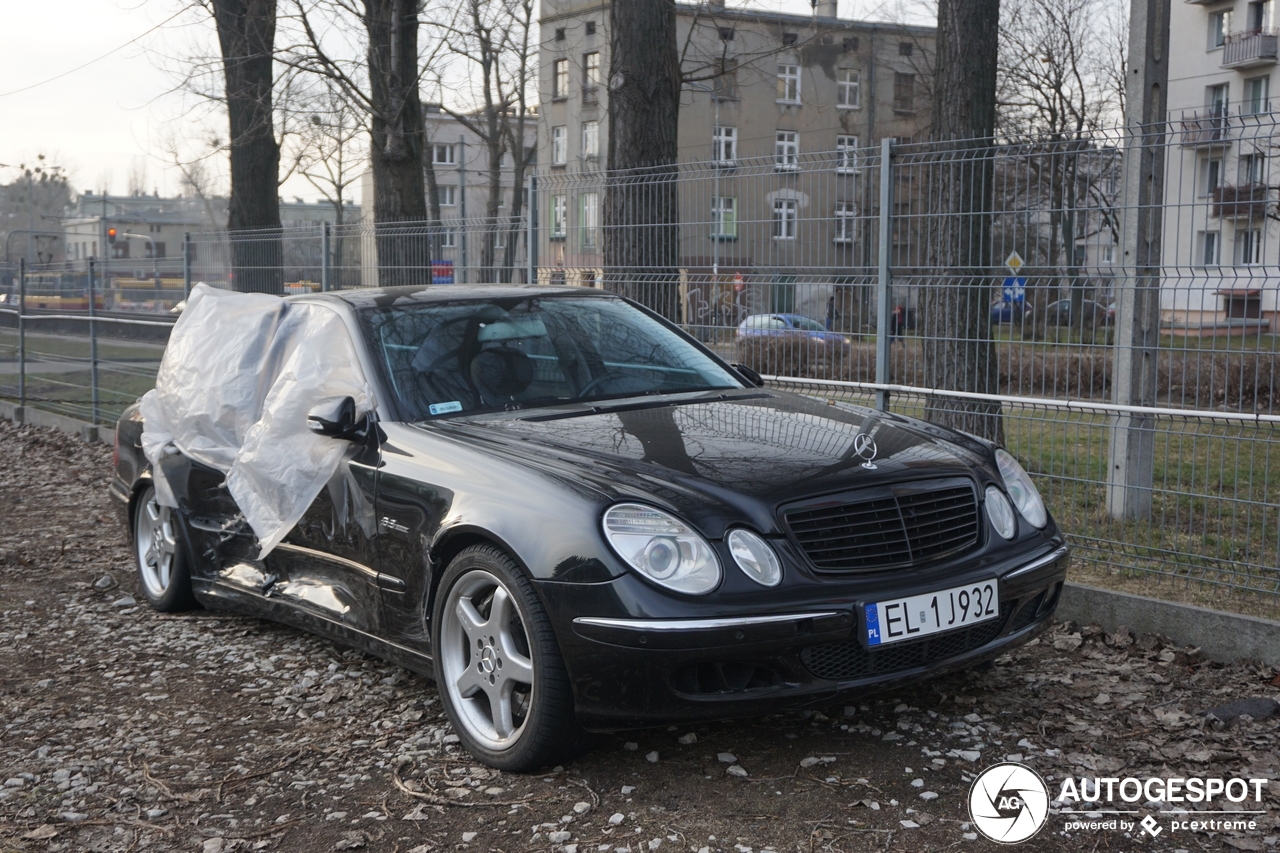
[1179,107,1231,147]
[1222,29,1279,69]
[1212,183,1271,219]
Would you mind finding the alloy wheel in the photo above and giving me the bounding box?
[438,569,536,752]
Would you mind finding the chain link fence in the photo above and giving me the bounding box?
[3,116,1279,611]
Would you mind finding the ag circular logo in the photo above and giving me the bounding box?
[968,762,1050,844]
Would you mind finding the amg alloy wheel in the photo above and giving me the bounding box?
[433,545,583,771]
[133,485,196,612]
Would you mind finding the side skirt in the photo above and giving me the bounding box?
[193,579,437,679]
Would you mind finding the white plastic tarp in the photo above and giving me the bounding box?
[140,283,375,556]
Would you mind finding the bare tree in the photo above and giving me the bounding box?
[430,0,536,282]
[604,0,681,320]
[212,0,285,294]
[999,0,1122,328]
[921,0,1004,443]
[288,0,434,285]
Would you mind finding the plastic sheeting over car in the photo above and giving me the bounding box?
[140,284,375,557]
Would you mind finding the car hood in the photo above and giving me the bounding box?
[416,391,996,535]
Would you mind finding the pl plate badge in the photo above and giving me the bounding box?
[968,762,1050,844]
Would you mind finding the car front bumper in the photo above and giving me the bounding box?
[543,544,1069,730]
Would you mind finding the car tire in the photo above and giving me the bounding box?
[432,545,586,772]
[133,484,197,612]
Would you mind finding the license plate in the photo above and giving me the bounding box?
[864,580,999,647]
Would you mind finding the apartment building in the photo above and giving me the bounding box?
[1166,0,1278,331]
[359,106,537,286]
[536,0,935,327]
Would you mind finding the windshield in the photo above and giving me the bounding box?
[361,294,744,419]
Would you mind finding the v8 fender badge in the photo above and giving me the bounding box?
[853,433,878,469]
[968,762,1050,844]
[379,516,410,533]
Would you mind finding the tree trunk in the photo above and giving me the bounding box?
[604,0,680,321]
[212,0,283,295]
[364,0,429,286]
[921,0,1003,444]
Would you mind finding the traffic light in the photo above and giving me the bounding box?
[107,228,117,244]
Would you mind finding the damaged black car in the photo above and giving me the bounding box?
[111,284,1068,771]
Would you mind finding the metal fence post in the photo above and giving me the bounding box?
[321,221,331,292]
[459,136,468,284]
[183,232,192,298]
[874,137,894,412]
[1107,0,1169,522]
[17,259,25,411]
[527,175,537,285]
[88,259,99,425]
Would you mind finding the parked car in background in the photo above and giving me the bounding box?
[737,313,852,351]
[990,299,1033,324]
[114,285,1068,772]
[1042,299,1113,327]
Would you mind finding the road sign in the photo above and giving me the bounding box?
[1005,251,1024,272]
[1001,277,1026,303]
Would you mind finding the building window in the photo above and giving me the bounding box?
[898,41,913,56]
[551,195,567,238]
[440,227,456,249]
[438,185,457,206]
[772,199,798,240]
[712,196,737,238]
[775,131,799,170]
[580,192,599,249]
[1202,158,1222,196]
[1249,0,1273,29]
[837,68,860,108]
[834,202,856,243]
[782,32,798,45]
[584,52,602,88]
[1245,76,1269,115]
[714,126,737,165]
[433,144,455,165]
[552,126,567,165]
[777,64,801,102]
[842,37,858,51]
[1200,231,1220,266]
[555,27,566,41]
[836,135,860,173]
[1209,9,1232,49]
[581,121,599,159]
[1240,151,1266,184]
[893,73,916,113]
[719,26,735,40]
[1236,229,1263,265]
[1101,245,1114,263]
[585,20,596,35]
[553,58,569,98]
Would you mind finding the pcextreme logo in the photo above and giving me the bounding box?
[968,762,1051,844]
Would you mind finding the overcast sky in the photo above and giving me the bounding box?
[0,0,921,205]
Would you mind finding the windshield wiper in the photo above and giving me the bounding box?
[516,391,772,422]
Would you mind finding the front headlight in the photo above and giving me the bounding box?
[984,485,1017,540]
[995,449,1048,529]
[603,504,721,595]
[726,528,782,587]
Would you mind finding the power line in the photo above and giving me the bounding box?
[0,8,188,99]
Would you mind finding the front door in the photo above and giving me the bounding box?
[265,434,383,634]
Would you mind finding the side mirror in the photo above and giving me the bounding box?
[307,396,366,440]
[730,363,765,387]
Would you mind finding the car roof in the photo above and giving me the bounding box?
[291,284,616,310]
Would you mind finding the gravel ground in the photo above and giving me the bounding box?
[1,419,1279,853]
